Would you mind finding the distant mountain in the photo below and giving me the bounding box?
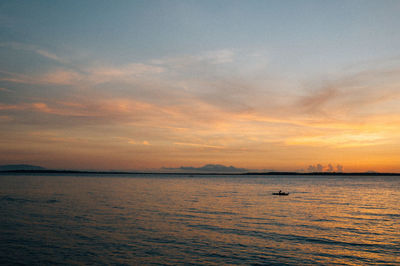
[0,164,46,171]
[163,164,248,173]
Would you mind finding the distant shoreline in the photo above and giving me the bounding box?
[1,169,400,176]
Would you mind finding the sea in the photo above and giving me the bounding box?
[0,174,399,265]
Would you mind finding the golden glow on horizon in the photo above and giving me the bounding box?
[1,47,400,172]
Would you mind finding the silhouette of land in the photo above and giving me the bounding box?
[1,169,400,176]
[1,164,399,176]
[0,164,46,171]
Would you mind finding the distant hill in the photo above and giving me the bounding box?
[0,164,46,171]
[163,164,248,173]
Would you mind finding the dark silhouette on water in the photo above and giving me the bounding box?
[1,167,400,176]
[0,164,46,171]
[273,190,289,195]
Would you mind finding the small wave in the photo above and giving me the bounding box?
[73,215,92,222]
[347,211,400,220]
[174,213,198,219]
[362,212,400,218]
[358,205,387,210]
[312,218,335,222]
[46,199,60,204]
[1,195,61,204]
[187,223,396,252]
[0,195,35,203]
[334,226,383,236]
[187,209,236,216]
[241,216,267,220]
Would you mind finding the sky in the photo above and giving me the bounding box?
[1,0,400,171]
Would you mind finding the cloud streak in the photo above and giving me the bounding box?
[0,42,66,63]
[2,45,400,171]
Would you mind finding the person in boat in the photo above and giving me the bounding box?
[273,190,289,195]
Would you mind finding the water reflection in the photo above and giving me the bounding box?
[0,175,399,265]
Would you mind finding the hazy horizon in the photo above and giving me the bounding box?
[1,1,400,172]
[3,162,392,174]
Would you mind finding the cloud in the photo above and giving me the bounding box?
[0,87,12,92]
[152,49,235,67]
[307,164,323,172]
[0,42,65,63]
[0,115,12,122]
[40,69,83,85]
[2,45,400,130]
[0,69,83,86]
[0,62,164,88]
[286,132,389,148]
[0,103,17,110]
[0,48,271,118]
[127,139,150,145]
[2,63,398,151]
[2,46,400,171]
[300,86,339,115]
[307,163,345,172]
[86,63,165,84]
[0,96,230,131]
[174,142,224,149]
[298,67,400,121]
[197,49,235,64]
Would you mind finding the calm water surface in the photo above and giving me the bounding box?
[1,174,399,265]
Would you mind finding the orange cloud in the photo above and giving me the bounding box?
[2,47,400,171]
[40,69,82,85]
[174,142,224,149]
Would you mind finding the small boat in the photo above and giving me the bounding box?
[273,190,289,196]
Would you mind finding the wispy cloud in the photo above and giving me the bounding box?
[85,63,165,84]
[298,67,400,122]
[2,45,400,171]
[40,69,83,85]
[173,142,224,149]
[152,49,235,67]
[0,42,66,63]
[0,103,25,111]
[286,133,389,148]
[0,69,81,85]
[0,87,12,92]
[3,54,400,140]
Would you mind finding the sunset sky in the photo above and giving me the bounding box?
[1,1,400,171]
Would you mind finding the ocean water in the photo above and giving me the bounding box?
[0,174,399,265]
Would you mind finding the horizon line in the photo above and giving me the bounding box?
[1,169,399,176]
